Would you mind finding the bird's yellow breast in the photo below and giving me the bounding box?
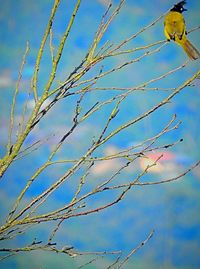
[164,11,186,43]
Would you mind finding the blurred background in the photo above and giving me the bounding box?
[0,0,200,268]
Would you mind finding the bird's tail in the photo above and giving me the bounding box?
[182,38,200,60]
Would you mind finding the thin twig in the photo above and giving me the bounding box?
[7,42,30,154]
[117,230,154,268]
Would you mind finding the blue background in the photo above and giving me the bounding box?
[0,0,200,268]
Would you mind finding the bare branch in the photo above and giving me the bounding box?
[117,230,154,268]
[7,41,30,154]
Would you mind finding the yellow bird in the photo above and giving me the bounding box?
[164,1,200,60]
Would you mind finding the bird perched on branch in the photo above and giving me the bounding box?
[164,1,200,60]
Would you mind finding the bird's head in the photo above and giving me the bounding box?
[171,1,187,13]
